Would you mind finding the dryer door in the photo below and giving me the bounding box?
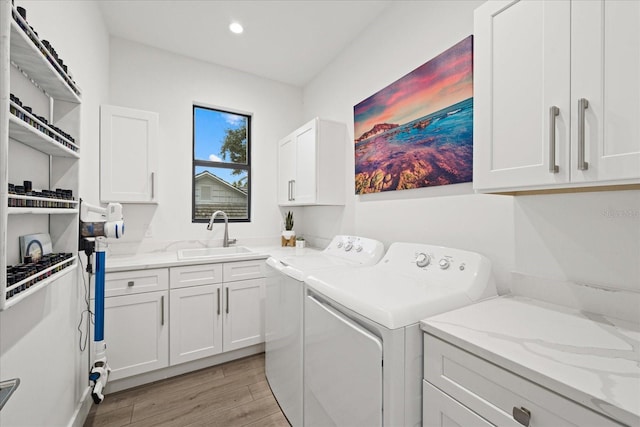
[304,294,383,427]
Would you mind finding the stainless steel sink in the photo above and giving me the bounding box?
[177,246,254,260]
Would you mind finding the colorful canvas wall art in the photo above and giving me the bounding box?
[354,36,474,194]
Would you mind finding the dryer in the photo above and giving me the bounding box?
[265,235,384,427]
[304,242,497,427]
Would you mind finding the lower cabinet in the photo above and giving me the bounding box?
[422,334,623,427]
[98,259,266,381]
[101,292,169,381]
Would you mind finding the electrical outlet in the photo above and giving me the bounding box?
[145,224,153,238]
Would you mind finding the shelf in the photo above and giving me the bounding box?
[9,18,81,103]
[8,115,79,158]
[8,207,78,215]
[1,256,77,310]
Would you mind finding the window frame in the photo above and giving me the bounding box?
[192,104,252,223]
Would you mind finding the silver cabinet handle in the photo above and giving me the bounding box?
[151,172,155,199]
[217,287,221,315]
[226,287,230,314]
[127,281,134,287]
[288,180,292,201]
[291,179,295,201]
[549,106,559,173]
[160,295,165,326]
[513,406,531,427]
[577,98,589,171]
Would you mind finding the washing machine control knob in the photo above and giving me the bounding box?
[415,252,430,268]
[337,241,344,248]
[344,242,354,252]
[355,245,363,252]
[439,258,450,270]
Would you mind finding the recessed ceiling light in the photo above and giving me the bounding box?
[229,22,243,34]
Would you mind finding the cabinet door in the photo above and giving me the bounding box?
[423,381,495,427]
[474,0,571,191]
[223,278,265,351]
[571,0,640,183]
[293,119,317,204]
[170,284,223,365]
[278,134,296,205]
[98,291,168,381]
[100,104,158,203]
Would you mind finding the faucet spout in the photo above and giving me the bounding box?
[206,210,235,247]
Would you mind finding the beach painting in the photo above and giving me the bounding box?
[354,36,474,194]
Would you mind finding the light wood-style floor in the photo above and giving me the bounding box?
[84,353,290,427]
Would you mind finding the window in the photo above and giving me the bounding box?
[193,105,251,222]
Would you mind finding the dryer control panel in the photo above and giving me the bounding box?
[322,235,385,266]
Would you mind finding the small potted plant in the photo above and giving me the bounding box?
[281,211,295,246]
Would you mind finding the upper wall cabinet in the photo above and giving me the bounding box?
[100,105,158,203]
[277,118,346,206]
[473,0,640,192]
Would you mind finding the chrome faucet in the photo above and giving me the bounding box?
[206,210,236,247]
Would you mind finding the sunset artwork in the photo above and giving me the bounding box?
[354,36,473,194]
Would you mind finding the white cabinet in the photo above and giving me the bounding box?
[99,291,169,381]
[473,0,640,192]
[100,104,158,203]
[1,0,81,310]
[95,269,169,380]
[169,261,265,366]
[422,334,622,427]
[223,278,264,351]
[278,117,346,206]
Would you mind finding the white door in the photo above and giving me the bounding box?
[422,381,495,427]
[278,134,296,205]
[223,278,265,351]
[571,0,640,183]
[98,291,168,380]
[304,295,383,427]
[100,104,158,203]
[294,120,317,204]
[170,284,223,365]
[473,0,571,190]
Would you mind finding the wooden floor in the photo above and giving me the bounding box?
[84,353,290,427]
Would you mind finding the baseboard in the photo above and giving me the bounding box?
[105,343,264,394]
[67,386,93,427]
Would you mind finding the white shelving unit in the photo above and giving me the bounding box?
[0,0,81,310]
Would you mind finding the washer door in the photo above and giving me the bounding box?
[304,294,383,427]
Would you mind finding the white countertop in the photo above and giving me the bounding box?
[104,245,317,272]
[420,295,640,426]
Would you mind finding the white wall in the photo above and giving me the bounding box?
[107,38,303,252]
[0,1,109,425]
[301,0,514,291]
[301,0,640,302]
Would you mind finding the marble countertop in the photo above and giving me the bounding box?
[420,295,640,426]
[104,244,319,272]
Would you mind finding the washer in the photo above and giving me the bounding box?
[303,242,497,427]
[265,235,384,427]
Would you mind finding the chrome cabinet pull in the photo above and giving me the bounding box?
[291,179,295,201]
[549,106,559,173]
[226,287,230,314]
[127,281,134,287]
[217,288,221,315]
[160,295,165,326]
[513,406,531,427]
[151,172,155,199]
[577,98,589,171]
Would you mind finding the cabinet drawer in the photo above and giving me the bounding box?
[170,264,223,289]
[423,334,622,427]
[223,260,264,282]
[423,380,494,427]
[103,268,168,297]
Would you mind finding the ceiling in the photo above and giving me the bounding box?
[98,0,392,87]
